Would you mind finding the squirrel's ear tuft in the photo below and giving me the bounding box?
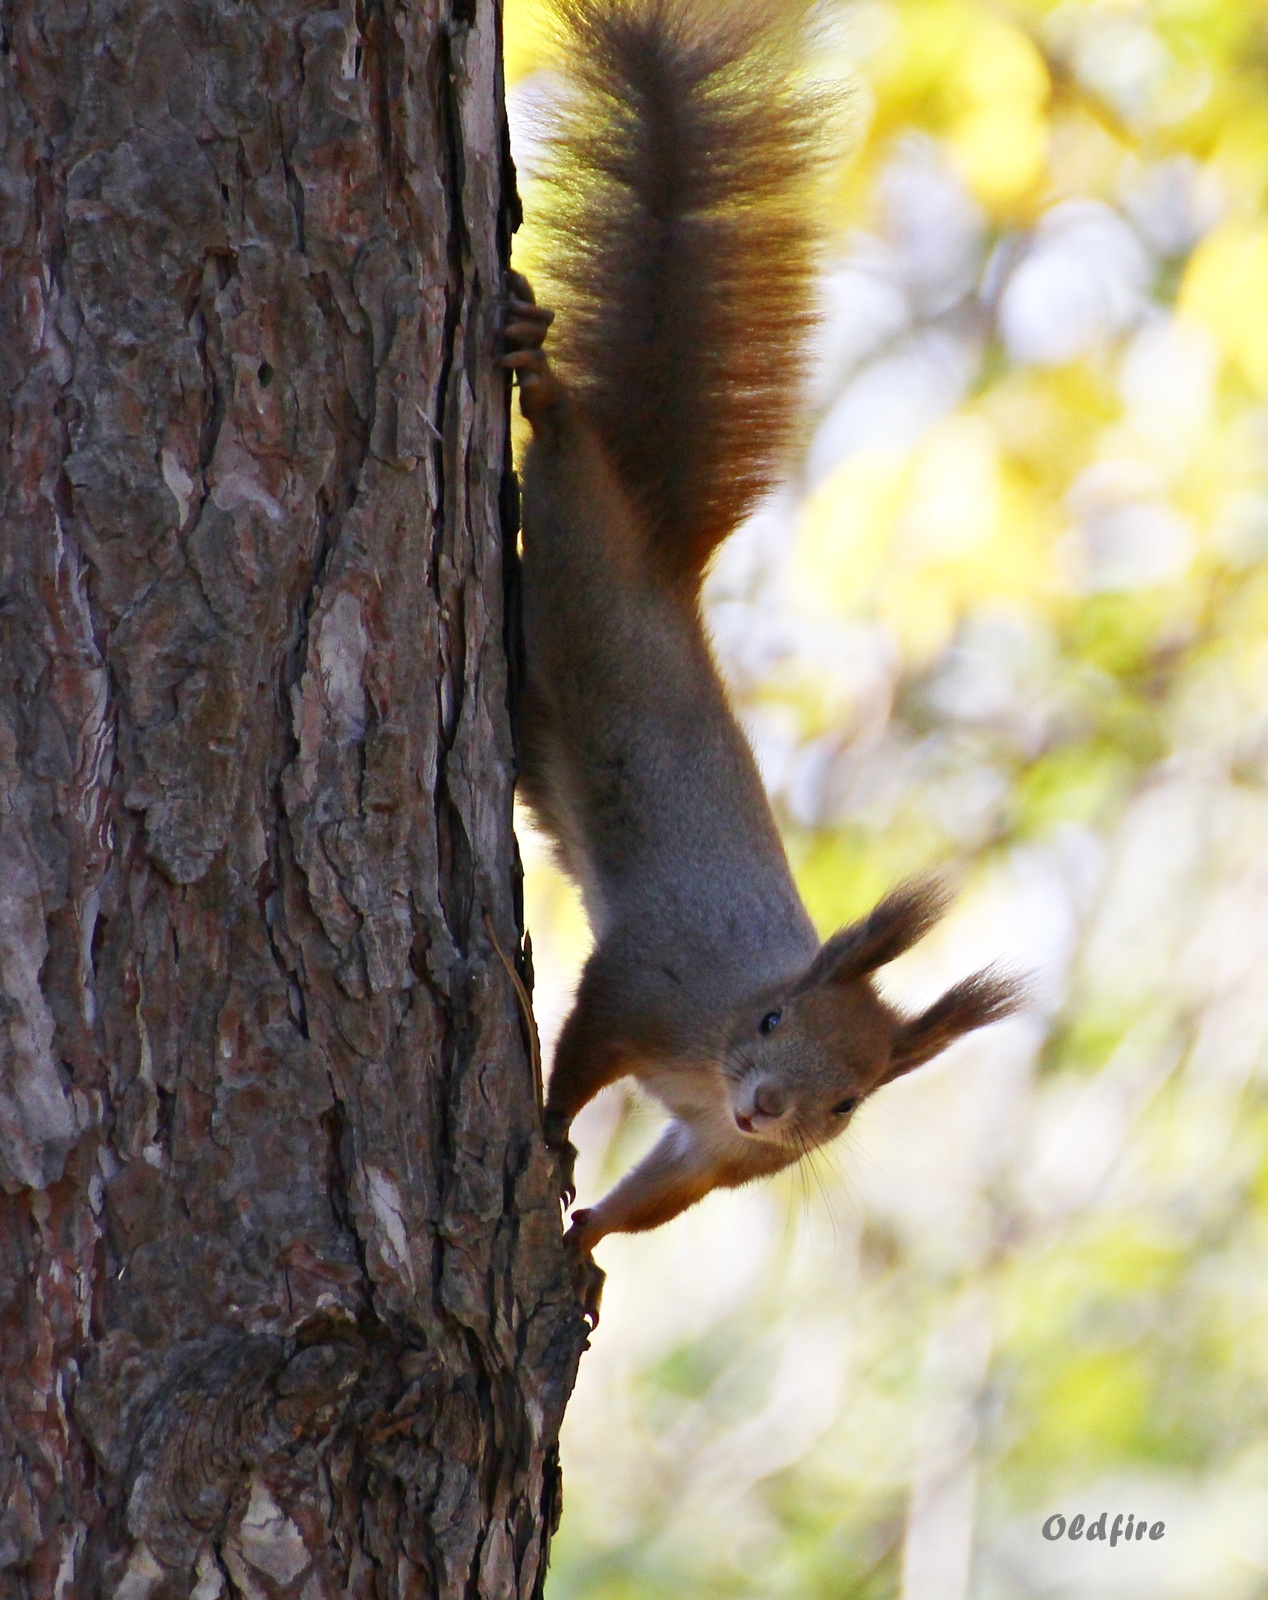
[885,969,1025,1082]
[799,882,951,991]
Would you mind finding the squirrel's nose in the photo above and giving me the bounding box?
[752,1084,785,1119]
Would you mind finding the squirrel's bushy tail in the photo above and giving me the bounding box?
[535,0,831,590]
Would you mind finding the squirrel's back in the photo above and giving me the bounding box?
[534,0,829,591]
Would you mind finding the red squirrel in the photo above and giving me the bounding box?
[503,0,1022,1284]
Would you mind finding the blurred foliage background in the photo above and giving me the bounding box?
[504,1,1268,1595]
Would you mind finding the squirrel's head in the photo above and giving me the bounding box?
[723,884,1023,1152]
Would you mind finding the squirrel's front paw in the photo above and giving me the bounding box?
[564,1209,605,1326]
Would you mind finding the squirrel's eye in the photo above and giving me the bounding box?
[831,1096,859,1116]
[759,1009,782,1035]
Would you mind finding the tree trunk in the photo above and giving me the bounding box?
[0,2,586,1596]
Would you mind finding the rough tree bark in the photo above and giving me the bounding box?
[0,2,588,1596]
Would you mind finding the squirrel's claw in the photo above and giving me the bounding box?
[577,1258,605,1327]
[554,1139,579,1210]
[542,1112,578,1208]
